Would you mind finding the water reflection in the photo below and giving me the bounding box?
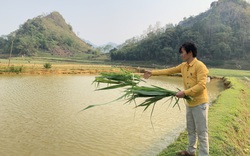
[0,75,224,156]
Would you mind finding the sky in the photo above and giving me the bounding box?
[1,0,216,46]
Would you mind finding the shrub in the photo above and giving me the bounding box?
[43,63,52,69]
[7,66,24,73]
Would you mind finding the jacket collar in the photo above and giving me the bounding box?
[186,57,197,67]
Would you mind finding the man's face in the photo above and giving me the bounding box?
[180,47,192,62]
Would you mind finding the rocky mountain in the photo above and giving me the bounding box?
[0,11,98,57]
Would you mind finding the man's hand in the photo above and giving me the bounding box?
[143,70,152,79]
[176,91,185,98]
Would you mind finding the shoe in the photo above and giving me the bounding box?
[176,150,195,156]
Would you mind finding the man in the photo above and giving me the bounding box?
[144,42,209,156]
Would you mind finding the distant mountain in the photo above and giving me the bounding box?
[110,0,250,69]
[0,11,98,57]
[96,42,118,53]
[103,42,118,48]
[81,38,97,47]
[82,39,118,49]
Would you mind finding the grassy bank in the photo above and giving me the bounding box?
[158,69,250,156]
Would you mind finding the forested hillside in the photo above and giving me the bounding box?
[110,0,250,69]
[0,12,97,57]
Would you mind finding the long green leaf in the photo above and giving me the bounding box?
[96,83,130,90]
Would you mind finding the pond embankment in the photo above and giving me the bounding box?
[158,77,250,156]
[0,63,138,75]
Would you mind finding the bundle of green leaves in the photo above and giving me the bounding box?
[83,70,192,113]
[124,85,192,111]
[92,70,144,90]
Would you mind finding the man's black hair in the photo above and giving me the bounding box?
[179,42,197,57]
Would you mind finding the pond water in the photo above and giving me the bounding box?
[0,75,224,156]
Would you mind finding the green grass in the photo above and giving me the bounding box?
[209,68,250,78]
[0,56,116,67]
[208,78,250,155]
[0,57,103,65]
[158,74,250,155]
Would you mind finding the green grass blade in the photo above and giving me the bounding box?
[96,83,129,90]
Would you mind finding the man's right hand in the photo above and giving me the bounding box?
[143,70,152,79]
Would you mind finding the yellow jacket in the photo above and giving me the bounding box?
[151,58,209,107]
